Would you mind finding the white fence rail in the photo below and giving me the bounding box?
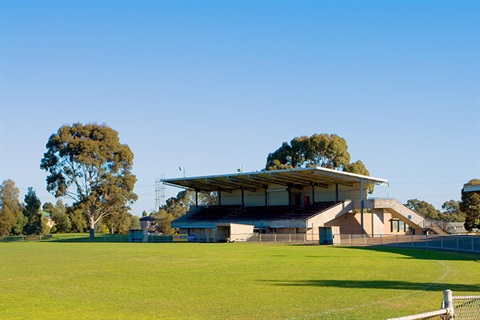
[386,290,480,320]
[229,233,480,254]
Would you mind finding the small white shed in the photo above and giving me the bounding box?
[216,223,254,242]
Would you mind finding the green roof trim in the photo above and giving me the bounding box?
[39,210,51,218]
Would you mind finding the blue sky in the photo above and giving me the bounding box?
[1,0,479,216]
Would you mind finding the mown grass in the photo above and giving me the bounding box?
[0,242,478,319]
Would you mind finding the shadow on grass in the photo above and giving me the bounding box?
[49,234,129,243]
[337,246,480,262]
[259,279,480,292]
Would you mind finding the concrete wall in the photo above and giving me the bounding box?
[268,189,289,205]
[324,208,422,236]
[325,212,363,234]
[218,182,367,206]
[230,224,254,241]
[221,189,266,206]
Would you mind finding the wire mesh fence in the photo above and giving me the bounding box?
[452,295,480,320]
[1,233,479,254]
[235,233,480,254]
[386,290,480,320]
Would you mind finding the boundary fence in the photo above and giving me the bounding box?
[0,234,191,243]
[238,233,480,254]
[221,233,480,254]
[1,233,479,254]
[336,234,480,254]
[386,290,480,320]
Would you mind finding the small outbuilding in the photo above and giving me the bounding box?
[140,216,157,233]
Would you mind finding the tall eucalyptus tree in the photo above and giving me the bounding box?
[41,123,137,238]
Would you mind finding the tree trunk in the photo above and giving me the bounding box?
[89,215,95,239]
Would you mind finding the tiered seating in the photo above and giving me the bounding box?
[185,202,339,222]
[233,202,339,221]
[188,205,241,221]
[229,206,293,221]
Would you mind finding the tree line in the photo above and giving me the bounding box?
[0,179,140,236]
[1,124,478,236]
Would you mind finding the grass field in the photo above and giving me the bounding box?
[1,242,479,319]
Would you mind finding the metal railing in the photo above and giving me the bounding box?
[230,233,480,253]
[386,290,480,320]
[2,233,479,254]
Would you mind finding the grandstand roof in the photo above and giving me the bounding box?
[463,184,480,193]
[162,166,389,193]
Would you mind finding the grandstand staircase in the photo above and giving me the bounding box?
[307,200,353,225]
[372,199,425,226]
[423,220,450,235]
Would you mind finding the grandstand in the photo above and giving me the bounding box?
[162,167,426,242]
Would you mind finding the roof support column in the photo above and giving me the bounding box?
[360,180,364,235]
[287,186,291,206]
[264,187,268,206]
[218,190,222,206]
[195,190,199,208]
[311,182,315,204]
[371,207,374,237]
[335,183,339,202]
[241,187,245,208]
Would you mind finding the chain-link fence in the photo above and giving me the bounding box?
[452,295,480,319]
[232,233,480,254]
[386,290,480,320]
[2,233,479,254]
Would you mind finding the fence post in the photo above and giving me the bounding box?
[442,289,454,319]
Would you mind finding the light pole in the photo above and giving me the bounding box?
[286,155,292,164]
[179,166,185,179]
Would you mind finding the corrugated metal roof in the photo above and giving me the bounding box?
[162,166,388,192]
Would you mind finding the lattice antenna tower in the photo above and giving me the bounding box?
[155,174,166,211]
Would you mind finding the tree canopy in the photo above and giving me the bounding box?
[440,200,465,222]
[40,123,137,237]
[151,190,217,234]
[460,179,480,231]
[43,200,71,233]
[265,133,373,192]
[22,187,45,235]
[405,199,440,220]
[0,180,24,236]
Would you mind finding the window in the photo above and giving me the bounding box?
[391,220,399,232]
[391,219,407,232]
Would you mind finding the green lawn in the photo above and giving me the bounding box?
[0,242,478,319]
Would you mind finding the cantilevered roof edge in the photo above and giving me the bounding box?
[161,166,389,191]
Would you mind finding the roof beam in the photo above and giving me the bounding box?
[272,172,329,188]
[289,172,329,188]
[197,178,235,193]
[207,178,256,193]
[250,175,289,187]
[184,180,233,193]
[227,177,267,190]
[308,172,355,187]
